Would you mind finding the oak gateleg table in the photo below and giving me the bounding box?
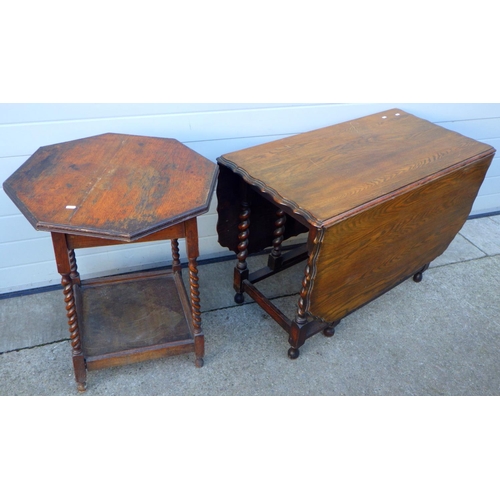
[216,109,495,359]
[4,133,218,391]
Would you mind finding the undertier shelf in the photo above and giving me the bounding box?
[75,269,195,369]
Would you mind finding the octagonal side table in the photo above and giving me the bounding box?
[3,133,218,392]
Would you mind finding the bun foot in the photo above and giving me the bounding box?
[413,264,429,283]
[323,320,340,337]
[234,292,245,304]
[288,347,300,359]
[323,326,335,337]
[195,357,204,368]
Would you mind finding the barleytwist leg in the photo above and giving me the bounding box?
[68,248,80,285]
[268,208,286,270]
[51,234,87,392]
[63,248,86,391]
[272,209,286,257]
[184,218,204,368]
[171,238,181,273]
[237,200,250,271]
[234,198,251,304]
[296,261,311,325]
[188,257,204,367]
[288,258,313,360]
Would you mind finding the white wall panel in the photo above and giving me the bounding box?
[0,104,369,158]
[471,194,500,215]
[0,188,20,216]
[438,118,500,141]
[485,157,500,178]
[8,103,500,160]
[0,238,55,268]
[0,215,49,244]
[0,104,300,125]
[1,103,499,294]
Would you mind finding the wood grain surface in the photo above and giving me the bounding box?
[307,156,493,322]
[218,109,494,228]
[3,133,218,241]
[216,108,496,347]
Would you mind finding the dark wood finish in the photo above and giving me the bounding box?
[268,208,286,269]
[241,279,293,332]
[66,225,185,250]
[51,233,86,390]
[77,269,199,371]
[218,109,493,228]
[185,217,204,367]
[56,213,205,391]
[413,264,430,283]
[216,165,308,254]
[79,271,191,355]
[3,133,217,241]
[4,133,217,391]
[216,109,496,358]
[308,156,493,323]
[248,244,309,284]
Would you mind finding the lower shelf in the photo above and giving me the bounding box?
[75,269,195,369]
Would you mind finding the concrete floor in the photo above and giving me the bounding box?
[1,215,499,396]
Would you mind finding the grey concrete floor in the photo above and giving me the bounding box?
[1,216,499,396]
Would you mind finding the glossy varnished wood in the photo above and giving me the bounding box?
[216,109,496,357]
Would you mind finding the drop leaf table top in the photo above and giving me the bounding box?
[216,109,496,358]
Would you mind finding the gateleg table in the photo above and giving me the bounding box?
[216,109,496,359]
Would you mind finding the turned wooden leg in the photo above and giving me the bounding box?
[68,248,81,285]
[171,238,181,273]
[268,209,286,270]
[61,271,86,391]
[234,190,251,304]
[189,258,203,367]
[185,219,204,367]
[288,257,314,360]
[52,233,87,391]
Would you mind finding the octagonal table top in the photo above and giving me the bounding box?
[3,133,218,241]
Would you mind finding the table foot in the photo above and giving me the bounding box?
[323,326,335,337]
[234,292,245,304]
[413,263,430,283]
[323,320,340,337]
[288,347,300,359]
[196,357,204,368]
[77,382,87,392]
